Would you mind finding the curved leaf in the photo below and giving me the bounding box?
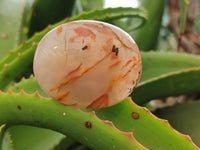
[133,67,200,105]
[11,76,48,97]
[140,52,200,83]
[155,100,200,147]
[89,99,199,150]
[0,91,199,149]
[28,0,76,36]
[8,72,200,149]
[0,0,33,60]
[0,91,147,150]
[133,0,164,51]
[132,52,200,105]
[53,137,78,150]
[4,77,73,150]
[8,125,64,150]
[0,124,13,150]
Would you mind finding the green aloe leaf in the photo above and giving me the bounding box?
[132,52,200,105]
[11,76,48,97]
[0,0,33,60]
[7,125,64,150]
[155,100,200,147]
[7,75,200,149]
[140,52,200,83]
[132,0,165,51]
[28,0,76,37]
[52,137,78,150]
[4,77,68,150]
[0,125,13,150]
[2,77,66,150]
[80,0,104,12]
[0,91,147,150]
[0,91,198,149]
[9,77,76,150]
[133,67,200,105]
[0,7,147,91]
[90,98,199,150]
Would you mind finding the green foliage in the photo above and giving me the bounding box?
[0,92,147,150]
[7,126,64,150]
[0,0,33,60]
[0,125,13,150]
[80,0,104,12]
[92,99,198,149]
[28,0,76,37]
[0,91,199,149]
[0,0,200,149]
[133,52,200,105]
[155,100,200,147]
[132,0,165,51]
[10,76,49,97]
[134,67,200,105]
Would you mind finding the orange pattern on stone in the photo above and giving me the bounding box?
[87,94,109,109]
[109,61,121,69]
[56,26,63,36]
[57,91,71,101]
[125,59,133,67]
[74,27,96,40]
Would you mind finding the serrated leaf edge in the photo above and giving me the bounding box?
[127,97,200,149]
[0,89,148,150]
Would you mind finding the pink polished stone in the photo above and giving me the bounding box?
[33,20,142,108]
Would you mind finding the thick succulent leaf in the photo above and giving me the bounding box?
[0,91,147,150]
[140,52,200,82]
[133,67,200,105]
[10,77,77,150]
[3,77,66,150]
[4,78,73,150]
[52,137,79,150]
[11,76,49,98]
[8,77,73,150]
[0,91,198,149]
[28,0,76,37]
[155,100,200,147]
[0,0,33,60]
[132,0,164,51]
[5,76,200,149]
[73,0,105,17]
[0,125,13,150]
[88,99,199,150]
[7,125,64,150]
[80,0,104,12]
[132,52,200,105]
[0,7,147,90]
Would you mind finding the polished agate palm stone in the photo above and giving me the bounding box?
[33,20,142,108]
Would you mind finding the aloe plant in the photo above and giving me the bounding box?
[0,0,200,149]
